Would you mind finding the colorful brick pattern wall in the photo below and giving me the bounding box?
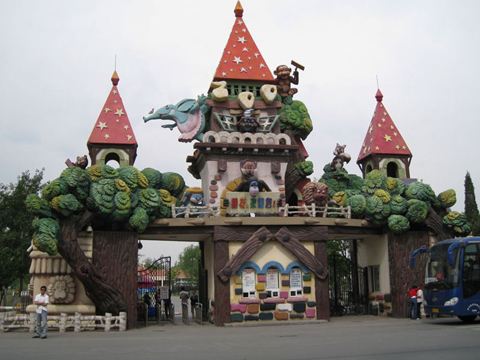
[229,267,317,322]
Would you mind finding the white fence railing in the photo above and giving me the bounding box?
[0,312,126,333]
[279,204,351,219]
[172,205,220,218]
[171,203,352,219]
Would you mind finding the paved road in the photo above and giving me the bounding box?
[1,316,480,360]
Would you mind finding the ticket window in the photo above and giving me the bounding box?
[242,268,256,298]
[290,268,303,296]
[266,268,280,297]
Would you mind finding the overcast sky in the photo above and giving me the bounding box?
[1,0,479,262]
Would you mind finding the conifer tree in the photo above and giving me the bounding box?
[464,171,480,235]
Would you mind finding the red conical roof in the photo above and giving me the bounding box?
[357,89,411,162]
[213,1,274,82]
[87,71,137,146]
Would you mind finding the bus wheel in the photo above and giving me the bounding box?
[458,315,477,323]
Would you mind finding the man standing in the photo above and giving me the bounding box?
[33,285,49,339]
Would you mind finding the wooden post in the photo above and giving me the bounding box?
[105,313,112,332]
[213,239,230,326]
[315,241,330,320]
[59,313,67,333]
[74,312,81,332]
[119,312,127,331]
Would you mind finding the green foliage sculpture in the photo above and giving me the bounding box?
[278,100,313,140]
[26,164,186,256]
[295,161,314,177]
[25,164,186,315]
[318,163,470,238]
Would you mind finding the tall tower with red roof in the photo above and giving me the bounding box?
[357,89,412,178]
[186,1,298,213]
[87,71,138,166]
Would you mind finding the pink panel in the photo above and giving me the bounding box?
[239,298,261,304]
[263,297,285,304]
[280,291,289,299]
[257,275,266,283]
[305,308,316,318]
[287,296,308,303]
[230,304,247,313]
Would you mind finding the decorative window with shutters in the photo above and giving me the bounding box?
[290,267,303,296]
[242,268,256,298]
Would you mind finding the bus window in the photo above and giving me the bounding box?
[463,243,480,299]
[425,244,459,289]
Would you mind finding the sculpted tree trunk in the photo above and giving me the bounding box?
[425,207,451,241]
[57,211,127,315]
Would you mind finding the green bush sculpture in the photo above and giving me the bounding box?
[26,164,185,255]
[278,100,313,140]
[318,163,471,237]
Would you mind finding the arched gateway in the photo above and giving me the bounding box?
[27,2,469,329]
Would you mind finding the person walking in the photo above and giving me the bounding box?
[179,287,189,324]
[416,286,424,319]
[407,285,418,319]
[33,285,49,339]
[190,290,199,319]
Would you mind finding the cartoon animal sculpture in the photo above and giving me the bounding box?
[65,155,88,169]
[240,160,257,178]
[274,65,299,98]
[235,178,271,197]
[143,95,209,142]
[302,182,329,207]
[330,143,351,171]
[181,187,205,207]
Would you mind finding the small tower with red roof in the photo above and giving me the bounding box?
[357,89,412,178]
[87,71,138,166]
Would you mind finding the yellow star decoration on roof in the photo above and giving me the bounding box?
[96,121,107,130]
[384,134,392,142]
[103,107,111,113]
[375,146,380,150]
[396,145,400,150]
[114,108,125,117]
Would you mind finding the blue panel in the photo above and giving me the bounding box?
[261,261,285,274]
[284,261,310,275]
[236,261,262,275]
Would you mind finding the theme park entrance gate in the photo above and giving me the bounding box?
[137,256,172,325]
[329,240,368,316]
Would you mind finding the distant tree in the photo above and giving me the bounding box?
[464,172,480,235]
[175,245,200,286]
[0,170,44,304]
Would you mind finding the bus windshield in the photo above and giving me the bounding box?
[425,244,459,289]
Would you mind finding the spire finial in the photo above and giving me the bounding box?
[234,1,244,17]
[375,88,383,102]
[111,54,119,85]
[111,70,119,86]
